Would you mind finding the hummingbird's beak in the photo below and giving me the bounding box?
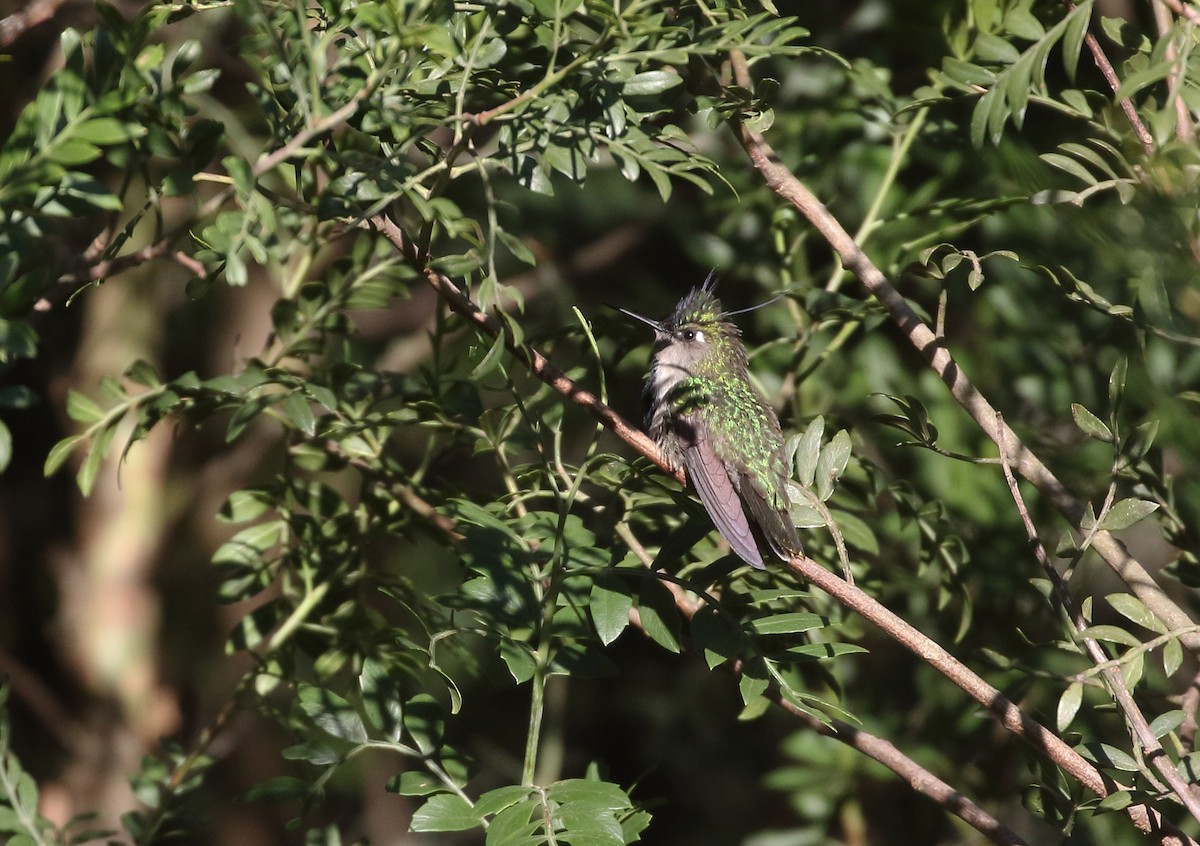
[608,304,662,333]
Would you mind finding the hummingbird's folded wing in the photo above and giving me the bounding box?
[737,472,802,563]
[684,433,765,569]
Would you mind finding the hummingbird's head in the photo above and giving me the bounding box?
[615,272,748,381]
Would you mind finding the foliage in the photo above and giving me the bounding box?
[3,0,1200,843]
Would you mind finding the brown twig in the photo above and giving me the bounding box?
[0,0,70,48]
[1181,668,1200,753]
[0,646,85,751]
[725,52,1200,660]
[1063,0,1155,155]
[772,697,1031,846]
[367,214,668,475]
[1157,0,1200,26]
[1150,0,1196,145]
[62,69,381,290]
[997,413,1200,828]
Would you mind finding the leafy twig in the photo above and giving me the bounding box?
[1061,0,1155,155]
[997,413,1200,829]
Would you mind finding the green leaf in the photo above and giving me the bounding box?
[738,658,769,705]
[794,416,823,487]
[589,574,632,646]
[1108,358,1127,407]
[1107,593,1166,634]
[77,422,117,496]
[1163,637,1184,677]
[622,70,683,96]
[773,642,867,661]
[48,138,102,165]
[1057,681,1083,731]
[388,771,443,797]
[1113,59,1171,102]
[1070,403,1112,441]
[815,430,851,501]
[410,793,479,832]
[974,32,1021,63]
[746,612,829,635]
[831,510,879,555]
[691,606,743,669]
[241,776,309,804]
[475,785,534,818]
[485,800,538,845]
[941,58,996,87]
[74,117,135,145]
[1042,153,1096,186]
[1003,7,1046,40]
[546,778,631,809]
[299,685,368,744]
[359,658,404,740]
[499,639,537,683]
[221,489,273,523]
[0,420,10,474]
[1149,709,1185,739]
[66,390,106,424]
[281,391,317,436]
[1079,624,1141,647]
[1097,498,1159,532]
[636,579,680,653]
[1079,742,1140,772]
[1096,790,1133,812]
[44,436,82,476]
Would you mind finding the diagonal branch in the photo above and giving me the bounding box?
[726,52,1200,660]
[1063,0,1155,155]
[998,415,1200,827]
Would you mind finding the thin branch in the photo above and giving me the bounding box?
[725,52,1200,661]
[366,214,667,475]
[1157,0,1200,26]
[0,647,85,751]
[1150,0,1196,145]
[0,0,68,48]
[1181,668,1200,753]
[1063,0,1155,155]
[61,63,384,290]
[406,463,1028,846]
[998,413,1200,828]
[772,697,1031,846]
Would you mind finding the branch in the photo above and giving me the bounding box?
[367,214,667,474]
[725,53,1200,660]
[998,414,1200,827]
[1063,0,1155,155]
[773,698,1031,846]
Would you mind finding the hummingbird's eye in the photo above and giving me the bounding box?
[681,329,703,342]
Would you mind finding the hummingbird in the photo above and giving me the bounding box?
[618,275,801,569]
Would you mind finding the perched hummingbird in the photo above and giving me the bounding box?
[619,276,801,569]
